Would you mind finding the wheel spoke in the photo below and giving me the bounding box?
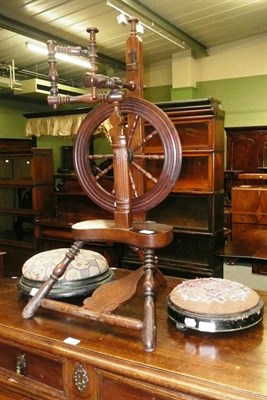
[134,154,165,160]
[127,114,141,147]
[128,169,139,198]
[131,129,159,153]
[88,154,113,160]
[94,163,114,181]
[131,161,158,184]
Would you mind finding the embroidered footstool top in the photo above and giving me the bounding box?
[169,278,259,315]
[18,248,114,298]
[167,278,264,333]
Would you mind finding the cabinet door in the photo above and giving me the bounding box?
[227,135,259,172]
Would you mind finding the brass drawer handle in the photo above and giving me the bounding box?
[73,363,89,393]
[16,354,27,376]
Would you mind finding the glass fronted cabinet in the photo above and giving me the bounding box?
[0,139,53,276]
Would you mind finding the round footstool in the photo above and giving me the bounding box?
[18,248,114,299]
[168,278,264,333]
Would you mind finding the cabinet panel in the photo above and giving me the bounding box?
[173,152,224,193]
[145,152,224,193]
[0,158,31,180]
[0,215,34,243]
[0,187,32,210]
[232,186,267,212]
[0,140,54,276]
[232,186,267,239]
[123,230,224,278]
[148,193,224,233]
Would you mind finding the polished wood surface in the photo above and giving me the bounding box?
[238,173,267,180]
[225,126,267,193]
[0,271,266,400]
[219,229,267,274]
[231,186,267,240]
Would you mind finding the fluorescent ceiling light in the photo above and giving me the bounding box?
[26,42,91,69]
[117,13,127,26]
[136,22,144,34]
[107,0,185,49]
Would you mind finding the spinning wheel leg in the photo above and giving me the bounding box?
[22,241,85,319]
[143,249,157,352]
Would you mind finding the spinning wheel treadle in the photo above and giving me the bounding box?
[74,97,182,213]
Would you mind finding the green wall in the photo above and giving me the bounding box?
[171,75,267,127]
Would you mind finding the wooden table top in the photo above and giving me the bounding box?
[0,271,266,400]
[219,229,267,259]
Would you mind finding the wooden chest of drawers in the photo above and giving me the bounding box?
[0,271,266,400]
[232,186,267,238]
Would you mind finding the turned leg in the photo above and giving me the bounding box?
[22,241,84,319]
[142,248,156,352]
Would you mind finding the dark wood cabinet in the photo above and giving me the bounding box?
[0,139,54,276]
[123,98,225,278]
[0,273,266,400]
[225,126,267,193]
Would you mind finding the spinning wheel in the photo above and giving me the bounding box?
[22,18,182,352]
[75,97,181,214]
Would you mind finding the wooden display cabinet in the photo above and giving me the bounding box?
[123,98,225,278]
[0,139,54,276]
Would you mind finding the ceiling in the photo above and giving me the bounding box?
[0,0,267,91]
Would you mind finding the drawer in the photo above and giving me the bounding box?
[232,212,267,224]
[232,187,267,212]
[232,223,267,238]
[100,371,184,400]
[0,342,63,392]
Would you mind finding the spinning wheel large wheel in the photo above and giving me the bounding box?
[74,97,182,214]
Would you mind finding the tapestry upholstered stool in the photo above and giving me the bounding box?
[18,248,114,299]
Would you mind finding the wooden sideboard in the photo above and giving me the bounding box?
[0,271,266,400]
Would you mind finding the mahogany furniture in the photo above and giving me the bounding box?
[219,229,267,275]
[231,185,267,238]
[225,126,267,196]
[123,98,225,278]
[0,139,54,276]
[0,271,266,400]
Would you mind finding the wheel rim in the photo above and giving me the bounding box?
[74,97,182,214]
